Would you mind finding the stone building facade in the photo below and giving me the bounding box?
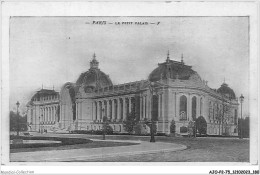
[27,89,59,132]
[27,52,239,136]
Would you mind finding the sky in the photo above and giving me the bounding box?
[9,17,249,115]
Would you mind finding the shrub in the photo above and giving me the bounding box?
[180,126,188,133]
[133,123,149,135]
[196,116,207,135]
[103,124,113,135]
[170,120,176,133]
[123,111,139,134]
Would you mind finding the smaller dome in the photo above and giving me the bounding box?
[217,83,236,99]
[30,89,59,101]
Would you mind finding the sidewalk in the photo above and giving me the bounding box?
[10,135,187,162]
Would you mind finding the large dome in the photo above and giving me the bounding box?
[76,54,113,89]
[217,83,236,99]
[149,53,201,82]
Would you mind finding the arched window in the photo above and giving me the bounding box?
[179,95,187,121]
[209,101,212,120]
[192,96,197,121]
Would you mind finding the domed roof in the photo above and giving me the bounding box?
[30,89,59,101]
[149,52,201,82]
[76,54,113,89]
[217,83,236,99]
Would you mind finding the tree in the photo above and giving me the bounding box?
[196,116,207,135]
[216,96,232,136]
[9,111,27,132]
[188,121,194,137]
[102,118,113,135]
[170,120,176,134]
[123,111,139,134]
[238,116,249,138]
[102,116,113,139]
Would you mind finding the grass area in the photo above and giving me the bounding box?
[10,136,92,150]
[10,136,138,153]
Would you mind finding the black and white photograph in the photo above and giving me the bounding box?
[1,1,259,175]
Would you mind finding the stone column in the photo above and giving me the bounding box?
[59,106,61,123]
[49,107,51,122]
[45,107,47,122]
[54,106,56,122]
[42,108,44,122]
[123,97,126,120]
[39,108,41,123]
[101,100,105,120]
[142,96,145,120]
[50,106,53,122]
[197,96,200,118]
[42,107,45,122]
[129,97,132,114]
[91,102,93,120]
[78,102,81,123]
[158,94,161,119]
[176,94,180,120]
[50,107,52,122]
[112,99,115,121]
[46,107,49,122]
[63,104,66,128]
[46,106,49,122]
[140,96,143,120]
[200,97,203,116]
[53,106,55,122]
[146,96,149,119]
[76,102,78,121]
[52,106,55,122]
[187,94,191,121]
[51,107,53,122]
[94,101,97,120]
[60,105,62,123]
[117,98,120,120]
[162,93,165,132]
[97,101,100,121]
[106,100,110,119]
[94,102,96,121]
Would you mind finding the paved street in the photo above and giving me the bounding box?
[10,133,249,162]
[10,133,186,162]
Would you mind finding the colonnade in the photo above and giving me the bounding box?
[87,93,165,122]
[91,96,135,121]
[75,92,207,125]
[40,105,58,123]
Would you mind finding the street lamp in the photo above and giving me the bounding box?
[148,82,156,143]
[16,101,20,136]
[239,94,244,139]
